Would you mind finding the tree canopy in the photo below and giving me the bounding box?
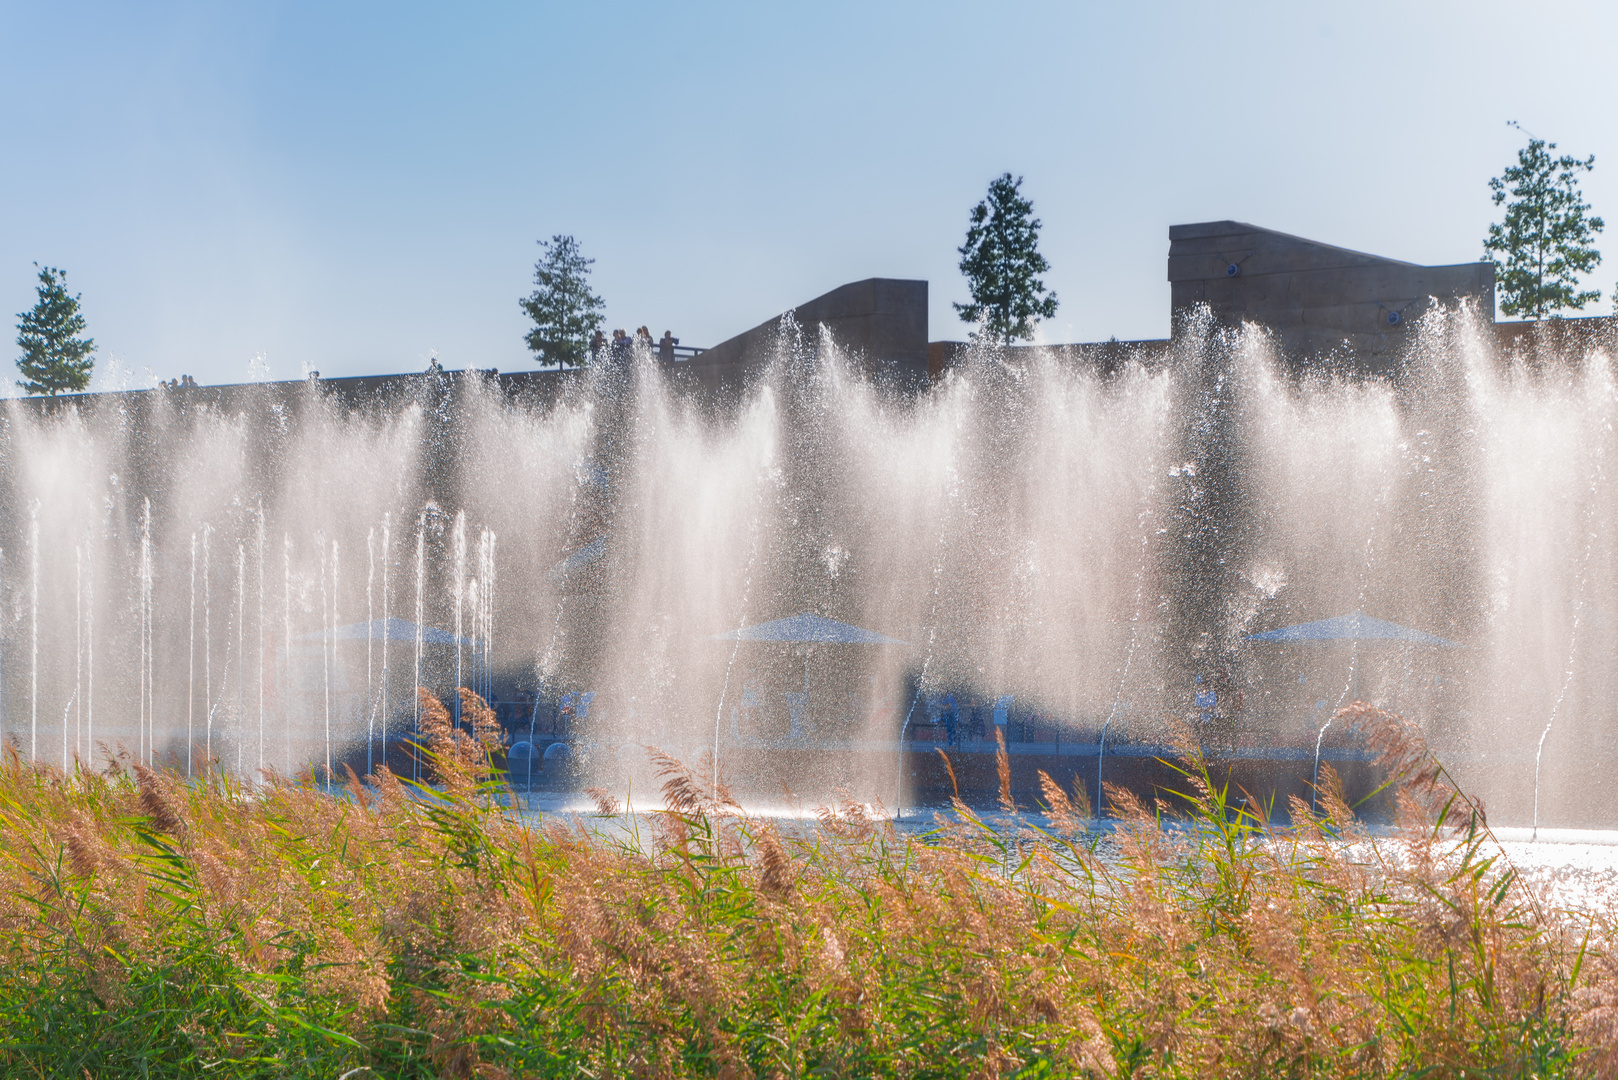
[15,265,95,396]
[1484,129,1604,319]
[520,235,605,367]
[954,173,1058,344]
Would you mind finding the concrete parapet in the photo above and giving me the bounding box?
[928,337,1174,380]
[1492,315,1618,363]
[1169,220,1495,369]
[676,278,929,392]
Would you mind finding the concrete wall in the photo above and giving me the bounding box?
[1493,313,1618,360]
[930,221,1498,379]
[1167,220,1496,368]
[927,337,1174,379]
[674,277,929,392]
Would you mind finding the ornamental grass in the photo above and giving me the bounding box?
[0,689,1613,1078]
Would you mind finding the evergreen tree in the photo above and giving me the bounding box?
[520,235,605,367]
[1484,128,1604,319]
[15,265,95,396]
[954,173,1058,344]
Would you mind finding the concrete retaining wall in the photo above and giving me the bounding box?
[1167,220,1495,370]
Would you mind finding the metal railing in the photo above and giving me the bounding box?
[591,341,709,364]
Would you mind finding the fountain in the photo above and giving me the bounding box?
[0,304,1613,827]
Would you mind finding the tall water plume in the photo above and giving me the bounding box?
[1456,317,1618,825]
[0,385,426,776]
[0,314,1611,824]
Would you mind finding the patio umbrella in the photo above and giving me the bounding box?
[709,613,908,726]
[1245,610,1460,647]
[710,613,908,735]
[548,537,608,579]
[707,613,909,804]
[1246,610,1461,809]
[300,617,474,644]
[1245,609,1460,710]
[709,612,908,645]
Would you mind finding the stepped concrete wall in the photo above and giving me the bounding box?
[1166,220,1495,369]
[673,277,929,392]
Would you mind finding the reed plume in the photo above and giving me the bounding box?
[935,746,959,798]
[457,686,502,751]
[1068,771,1093,820]
[583,787,621,816]
[59,818,99,878]
[755,824,794,901]
[647,747,706,816]
[1037,769,1078,832]
[133,763,186,836]
[417,685,454,755]
[1336,701,1454,811]
[413,686,506,787]
[995,726,1015,813]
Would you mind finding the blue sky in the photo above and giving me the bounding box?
[2,0,1615,386]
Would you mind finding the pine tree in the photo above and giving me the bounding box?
[954,173,1059,344]
[15,265,95,395]
[1484,128,1604,319]
[520,235,605,367]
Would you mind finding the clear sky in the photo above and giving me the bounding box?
[2,0,1616,388]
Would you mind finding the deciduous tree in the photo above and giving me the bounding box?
[1484,128,1604,319]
